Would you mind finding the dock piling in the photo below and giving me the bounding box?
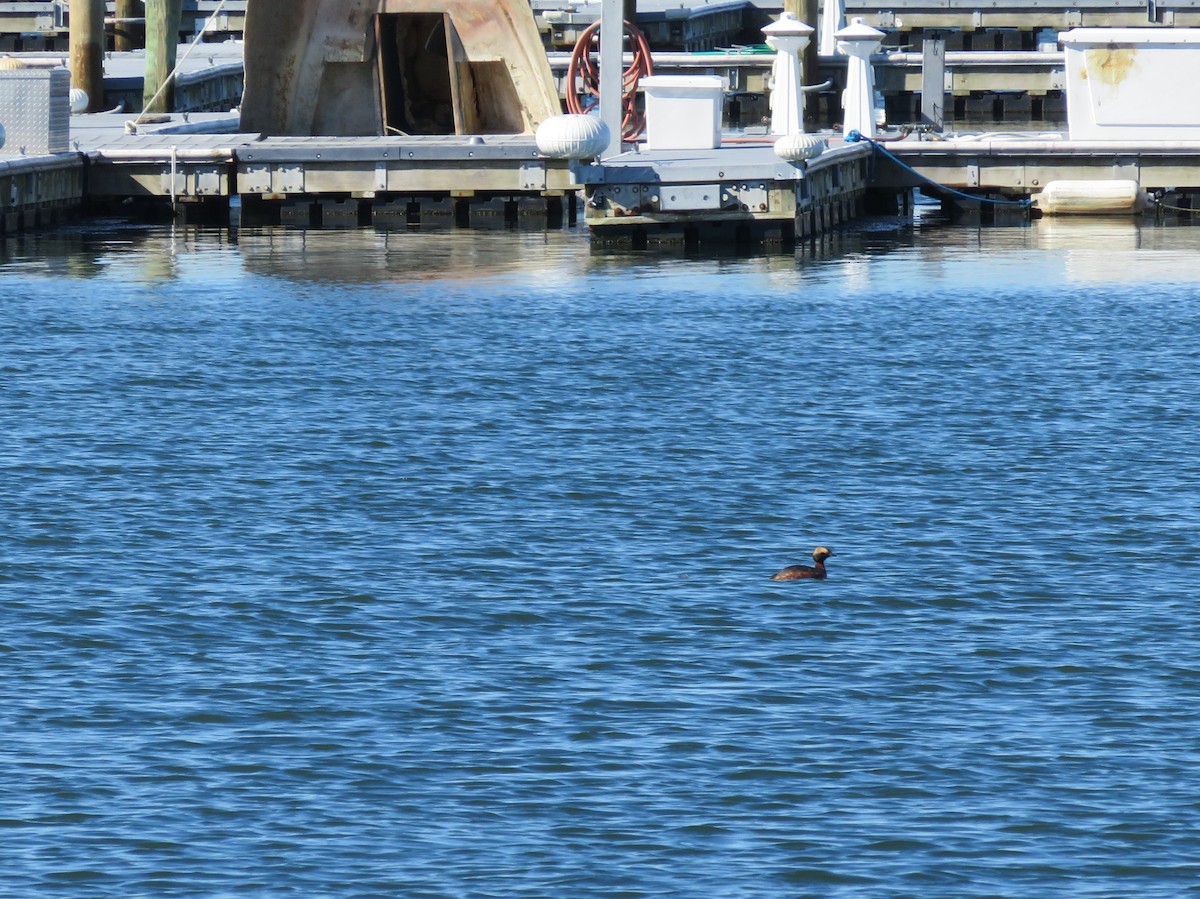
[114,0,146,52]
[144,0,183,113]
[69,0,105,113]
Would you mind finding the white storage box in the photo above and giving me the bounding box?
[1059,28,1200,140]
[0,67,70,155]
[639,75,724,151]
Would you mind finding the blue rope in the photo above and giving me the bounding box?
[845,130,1032,208]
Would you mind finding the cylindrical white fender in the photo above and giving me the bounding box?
[1036,180,1146,215]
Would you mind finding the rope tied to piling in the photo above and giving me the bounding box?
[129,0,230,131]
[845,130,1033,209]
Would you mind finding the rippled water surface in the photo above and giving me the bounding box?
[4,215,1200,897]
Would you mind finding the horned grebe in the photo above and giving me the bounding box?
[770,547,834,581]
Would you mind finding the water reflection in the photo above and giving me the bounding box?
[4,213,1200,290]
[0,220,232,284]
[1033,216,1200,283]
[232,226,594,286]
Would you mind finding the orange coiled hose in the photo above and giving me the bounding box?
[565,19,654,141]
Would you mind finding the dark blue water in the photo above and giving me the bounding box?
[4,216,1200,897]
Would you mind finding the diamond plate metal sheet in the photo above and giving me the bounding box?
[0,69,69,155]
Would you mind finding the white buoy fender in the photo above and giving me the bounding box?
[1036,179,1146,215]
[69,88,90,115]
[774,133,826,163]
[535,115,611,160]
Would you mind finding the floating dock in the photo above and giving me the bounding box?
[578,140,874,247]
[2,114,581,232]
[0,151,82,233]
[231,135,578,228]
[876,136,1200,206]
[8,104,1200,239]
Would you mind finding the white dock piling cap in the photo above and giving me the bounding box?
[835,17,886,45]
[762,11,815,39]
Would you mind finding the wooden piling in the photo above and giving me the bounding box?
[114,0,146,53]
[69,0,105,113]
[785,0,820,92]
[143,0,183,113]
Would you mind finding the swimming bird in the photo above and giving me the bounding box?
[770,547,834,581]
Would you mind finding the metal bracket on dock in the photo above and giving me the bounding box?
[158,165,225,198]
[724,182,772,213]
[519,162,547,191]
[277,164,305,194]
[658,185,722,211]
[240,163,272,195]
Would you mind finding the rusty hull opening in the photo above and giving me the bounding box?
[377,13,456,135]
[376,12,524,136]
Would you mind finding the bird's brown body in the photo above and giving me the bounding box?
[770,547,834,581]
